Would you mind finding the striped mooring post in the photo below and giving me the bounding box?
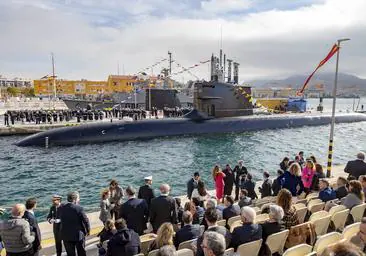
[326,139,333,177]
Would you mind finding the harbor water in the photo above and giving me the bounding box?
[0,98,365,220]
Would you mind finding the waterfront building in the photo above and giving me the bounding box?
[0,76,32,88]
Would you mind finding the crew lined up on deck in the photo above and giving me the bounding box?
[1,152,366,256]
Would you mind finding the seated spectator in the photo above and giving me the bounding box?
[201,232,226,256]
[196,208,232,256]
[184,201,197,227]
[222,196,239,228]
[280,157,290,172]
[175,198,184,225]
[158,245,177,256]
[174,211,200,249]
[201,199,222,230]
[260,205,285,242]
[277,189,299,229]
[238,189,252,208]
[319,179,337,202]
[321,241,364,256]
[311,164,326,191]
[342,180,364,209]
[148,222,174,252]
[279,163,304,196]
[310,155,317,164]
[107,218,140,256]
[192,197,205,225]
[358,217,366,252]
[230,206,262,251]
[98,220,116,256]
[335,177,348,199]
[242,173,258,200]
[192,180,211,206]
[359,175,366,201]
[272,170,284,196]
[259,171,272,198]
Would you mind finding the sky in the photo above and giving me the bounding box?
[1,0,366,83]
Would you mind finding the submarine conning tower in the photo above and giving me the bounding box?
[193,53,253,118]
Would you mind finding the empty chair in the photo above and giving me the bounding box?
[251,206,262,215]
[309,211,330,222]
[148,249,159,256]
[296,199,308,205]
[342,222,361,241]
[311,215,332,236]
[296,206,308,224]
[254,213,269,224]
[227,215,241,228]
[140,236,156,255]
[331,209,350,231]
[266,229,289,255]
[177,248,194,256]
[236,239,262,256]
[328,205,347,216]
[283,243,313,256]
[350,203,366,222]
[313,232,343,255]
[230,220,242,232]
[307,199,322,209]
[224,248,234,256]
[294,203,307,210]
[306,193,319,203]
[217,219,226,227]
[308,202,325,214]
[178,238,197,250]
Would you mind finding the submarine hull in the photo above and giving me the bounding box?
[15,113,366,147]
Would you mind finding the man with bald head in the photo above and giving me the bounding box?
[149,183,177,233]
[345,152,366,179]
[0,204,35,255]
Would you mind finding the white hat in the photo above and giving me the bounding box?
[144,176,152,180]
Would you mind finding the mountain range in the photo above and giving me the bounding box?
[248,72,366,96]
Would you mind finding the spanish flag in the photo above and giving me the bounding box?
[298,44,339,95]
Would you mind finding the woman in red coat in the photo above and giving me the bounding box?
[212,165,226,201]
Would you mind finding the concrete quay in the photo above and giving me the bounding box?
[22,164,348,256]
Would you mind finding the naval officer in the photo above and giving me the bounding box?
[138,176,155,209]
[47,195,63,256]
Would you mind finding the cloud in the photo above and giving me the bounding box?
[0,0,365,83]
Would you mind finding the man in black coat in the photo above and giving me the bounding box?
[196,208,231,256]
[345,152,366,179]
[107,218,141,256]
[174,211,200,249]
[223,164,235,197]
[259,171,272,198]
[187,172,200,199]
[120,186,149,235]
[233,161,248,200]
[222,196,239,228]
[149,184,177,233]
[59,191,90,256]
[137,176,155,209]
[23,198,42,256]
[46,195,63,256]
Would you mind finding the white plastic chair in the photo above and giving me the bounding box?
[227,215,241,228]
[310,215,332,236]
[331,209,350,231]
[266,229,289,254]
[308,202,325,214]
[328,205,346,216]
[342,222,361,241]
[236,239,262,256]
[177,248,194,256]
[178,238,197,250]
[254,213,269,224]
[224,248,234,256]
[309,211,330,222]
[282,243,313,256]
[350,203,366,222]
[296,206,308,224]
[217,219,226,227]
[313,232,342,255]
[230,220,242,232]
[148,249,159,256]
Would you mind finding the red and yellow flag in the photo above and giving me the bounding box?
[298,44,339,95]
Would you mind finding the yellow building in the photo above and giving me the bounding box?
[107,75,137,93]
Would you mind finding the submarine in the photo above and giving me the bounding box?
[16,53,366,147]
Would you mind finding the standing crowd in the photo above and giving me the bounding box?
[1,152,366,256]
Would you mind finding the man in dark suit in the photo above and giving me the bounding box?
[149,184,177,233]
[120,186,149,235]
[59,191,90,256]
[138,176,155,209]
[230,206,262,251]
[23,198,42,256]
[345,152,366,179]
[187,172,200,200]
[233,160,248,200]
[222,196,239,228]
[174,211,200,249]
[47,195,63,256]
[196,208,231,256]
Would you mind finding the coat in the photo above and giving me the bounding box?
[272,177,281,196]
[242,180,258,199]
[107,228,140,256]
[23,211,41,251]
[99,199,114,223]
[319,187,337,202]
[120,198,149,235]
[223,167,235,195]
[301,167,315,189]
[279,171,304,196]
[223,205,239,228]
[174,224,200,248]
[345,159,366,179]
[260,221,285,242]
[149,195,177,232]
[233,166,248,185]
[59,202,90,242]
[259,179,272,198]
[335,186,348,199]
[230,223,262,250]
[187,178,198,199]
[138,184,155,207]
[110,186,124,205]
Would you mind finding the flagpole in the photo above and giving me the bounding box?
[326,38,350,177]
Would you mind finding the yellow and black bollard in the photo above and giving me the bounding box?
[326,139,333,177]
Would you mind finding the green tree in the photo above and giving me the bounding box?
[6,87,19,96]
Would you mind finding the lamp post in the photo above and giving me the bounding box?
[326,38,350,178]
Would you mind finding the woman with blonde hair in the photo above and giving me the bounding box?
[279,162,304,196]
[212,165,226,201]
[99,188,115,224]
[148,222,175,252]
[277,188,299,229]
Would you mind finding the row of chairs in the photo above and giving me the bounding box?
[135,248,194,256]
